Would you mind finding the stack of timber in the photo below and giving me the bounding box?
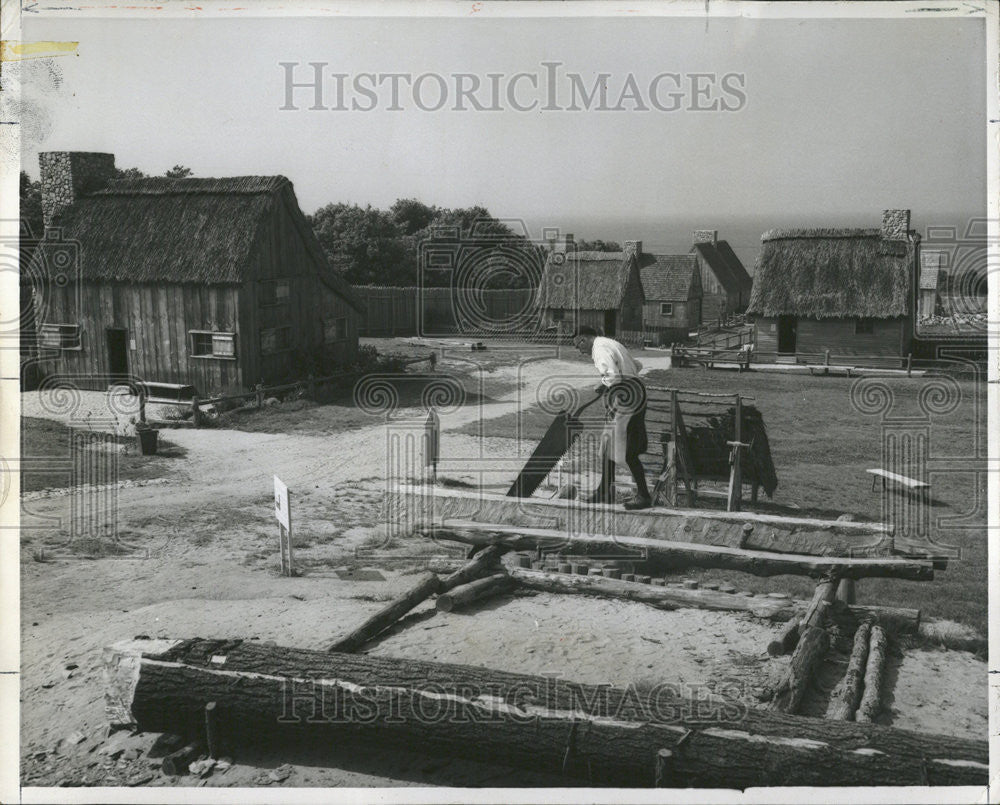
[391,485,900,558]
[104,638,988,787]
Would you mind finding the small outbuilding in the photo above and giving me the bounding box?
[638,252,702,345]
[747,209,918,359]
[537,236,644,340]
[30,151,363,395]
[690,230,753,321]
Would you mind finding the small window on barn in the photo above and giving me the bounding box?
[39,323,81,351]
[260,280,291,306]
[190,330,237,359]
[660,302,674,317]
[261,326,292,355]
[855,318,875,335]
[552,309,565,322]
[324,318,348,344]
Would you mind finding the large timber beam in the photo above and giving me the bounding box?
[423,521,934,581]
[391,485,897,558]
[104,638,987,788]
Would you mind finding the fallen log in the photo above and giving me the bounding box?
[769,581,837,714]
[436,572,514,613]
[506,565,796,620]
[423,521,934,581]
[856,625,889,723]
[104,638,988,787]
[829,620,873,721]
[327,572,441,652]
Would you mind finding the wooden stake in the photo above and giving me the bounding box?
[836,578,856,605]
[204,701,219,759]
[856,625,889,723]
[829,621,873,721]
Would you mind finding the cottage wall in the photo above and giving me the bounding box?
[39,280,243,392]
[755,316,910,357]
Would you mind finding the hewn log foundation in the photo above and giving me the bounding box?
[104,638,987,787]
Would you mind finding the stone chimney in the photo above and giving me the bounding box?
[882,209,910,241]
[623,240,642,257]
[552,233,574,254]
[693,229,718,245]
[40,151,116,228]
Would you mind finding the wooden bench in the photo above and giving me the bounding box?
[867,468,930,498]
[133,381,197,405]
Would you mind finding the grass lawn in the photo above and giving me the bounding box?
[460,366,988,636]
[20,416,185,493]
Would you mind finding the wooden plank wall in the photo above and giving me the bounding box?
[755,316,909,358]
[41,281,242,392]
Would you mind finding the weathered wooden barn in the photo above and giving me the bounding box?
[31,151,362,395]
[690,230,753,321]
[638,252,702,344]
[747,210,918,359]
[537,236,644,339]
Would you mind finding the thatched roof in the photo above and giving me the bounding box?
[639,254,698,301]
[539,251,638,309]
[43,176,361,309]
[746,228,915,318]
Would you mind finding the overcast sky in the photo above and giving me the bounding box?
[18,13,988,263]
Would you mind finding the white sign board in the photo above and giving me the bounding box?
[273,475,290,530]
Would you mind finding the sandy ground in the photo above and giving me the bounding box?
[18,345,988,788]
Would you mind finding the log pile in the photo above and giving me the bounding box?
[104,638,988,787]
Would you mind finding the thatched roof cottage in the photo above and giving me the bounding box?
[747,209,919,359]
[638,252,702,345]
[690,230,753,320]
[30,151,362,394]
[537,236,644,340]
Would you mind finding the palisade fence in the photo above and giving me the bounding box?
[353,286,539,337]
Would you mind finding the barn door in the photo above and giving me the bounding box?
[777,315,797,354]
[603,310,617,337]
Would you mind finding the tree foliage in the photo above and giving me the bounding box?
[575,238,621,252]
[309,200,544,288]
